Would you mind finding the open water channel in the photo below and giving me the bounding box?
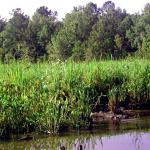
[0,117,150,150]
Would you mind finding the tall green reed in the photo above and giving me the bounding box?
[0,59,150,136]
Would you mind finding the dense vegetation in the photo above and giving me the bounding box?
[0,59,150,136]
[0,0,150,137]
[0,1,150,62]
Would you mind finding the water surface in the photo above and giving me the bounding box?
[0,117,150,150]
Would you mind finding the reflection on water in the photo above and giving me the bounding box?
[0,117,150,150]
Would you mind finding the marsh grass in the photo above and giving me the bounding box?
[0,59,150,136]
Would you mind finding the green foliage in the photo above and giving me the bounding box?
[0,1,150,62]
[126,3,150,57]
[27,6,59,62]
[87,1,130,60]
[0,59,150,135]
[0,8,29,62]
[71,41,85,61]
[115,34,123,49]
[0,17,6,32]
[51,2,99,60]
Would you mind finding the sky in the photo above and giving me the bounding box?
[0,0,150,20]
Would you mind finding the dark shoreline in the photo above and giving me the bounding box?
[1,110,150,141]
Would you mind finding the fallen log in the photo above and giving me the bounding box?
[90,111,122,124]
[90,109,150,124]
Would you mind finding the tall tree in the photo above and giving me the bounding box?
[27,6,58,62]
[0,17,7,62]
[126,3,150,57]
[0,17,6,32]
[86,1,129,59]
[138,3,150,57]
[0,8,29,62]
[51,2,100,60]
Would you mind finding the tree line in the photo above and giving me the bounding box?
[0,1,150,62]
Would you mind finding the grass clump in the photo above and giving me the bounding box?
[0,59,150,136]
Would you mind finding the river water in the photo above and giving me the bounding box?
[0,117,150,150]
